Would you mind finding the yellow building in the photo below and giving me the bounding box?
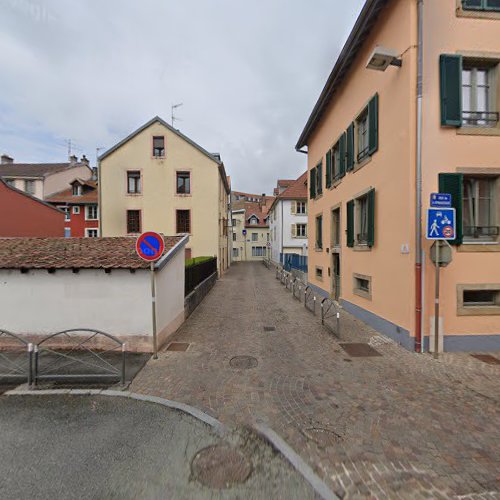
[99,116,230,275]
[297,0,500,352]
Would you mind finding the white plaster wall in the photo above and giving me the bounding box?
[11,179,44,199]
[0,269,152,336]
[155,247,185,335]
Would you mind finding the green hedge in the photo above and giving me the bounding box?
[185,256,214,268]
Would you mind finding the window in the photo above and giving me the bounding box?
[233,232,236,241]
[24,180,35,195]
[232,219,237,226]
[127,210,141,234]
[357,109,369,162]
[64,228,71,238]
[176,172,191,194]
[86,229,98,238]
[72,184,82,196]
[233,248,239,257]
[315,215,323,249]
[252,233,258,241]
[127,171,141,194]
[296,201,307,214]
[315,267,323,280]
[462,63,498,127]
[249,216,259,225]
[458,284,500,315]
[463,176,498,241]
[252,246,266,257]
[310,163,323,199]
[5,179,14,186]
[73,206,80,215]
[347,189,376,248]
[176,209,191,233]
[153,136,165,157]
[86,205,98,220]
[295,223,307,238]
[58,206,70,221]
[462,0,500,11]
[332,208,341,247]
[353,273,372,300]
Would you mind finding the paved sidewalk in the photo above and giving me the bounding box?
[132,262,500,499]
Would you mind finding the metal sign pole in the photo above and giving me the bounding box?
[434,240,440,359]
[151,262,158,359]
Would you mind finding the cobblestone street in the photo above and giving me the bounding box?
[132,262,500,499]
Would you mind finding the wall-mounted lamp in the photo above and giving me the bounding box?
[366,46,402,71]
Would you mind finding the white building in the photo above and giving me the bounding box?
[269,173,308,265]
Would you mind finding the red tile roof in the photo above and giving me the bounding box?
[0,162,90,179]
[278,172,308,200]
[244,202,271,228]
[277,179,294,188]
[46,180,98,204]
[0,236,184,269]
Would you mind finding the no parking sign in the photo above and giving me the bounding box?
[136,232,165,262]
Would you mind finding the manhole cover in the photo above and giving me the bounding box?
[304,427,343,446]
[166,342,190,352]
[471,354,500,365]
[263,326,275,332]
[229,356,258,369]
[340,343,382,358]
[191,445,252,489]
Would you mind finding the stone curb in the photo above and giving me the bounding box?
[253,423,338,500]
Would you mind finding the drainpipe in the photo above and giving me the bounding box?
[281,201,284,265]
[415,0,424,353]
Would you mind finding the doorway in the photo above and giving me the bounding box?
[332,252,341,301]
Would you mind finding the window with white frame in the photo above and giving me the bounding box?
[252,246,266,257]
[462,62,498,127]
[86,229,98,238]
[86,205,98,220]
[249,216,259,225]
[73,206,80,215]
[59,206,70,221]
[127,171,141,194]
[72,184,82,196]
[64,227,71,238]
[296,223,307,238]
[296,201,307,214]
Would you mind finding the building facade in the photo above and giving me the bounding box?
[0,154,93,200]
[46,178,99,237]
[269,173,309,265]
[297,0,500,352]
[0,179,65,237]
[99,116,231,275]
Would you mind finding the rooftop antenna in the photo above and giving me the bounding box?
[171,103,183,128]
[66,139,72,157]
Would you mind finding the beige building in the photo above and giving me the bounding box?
[99,116,231,275]
[297,0,500,352]
[0,154,93,200]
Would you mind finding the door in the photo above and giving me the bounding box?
[332,253,341,301]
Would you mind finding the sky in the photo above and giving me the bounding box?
[0,0,365,194]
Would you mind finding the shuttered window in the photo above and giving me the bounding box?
[317,161,323,196]
[346,123,355,171]
[339,132,347,178]
[368,95,379,156]
[315,215,323,249]
[440,55,463,127]
[326,150,332,188]
[439,173,464,245]
[347,201,355,248]
[367,188,375,247]
[310,168,316,199]
[347,189,376,248]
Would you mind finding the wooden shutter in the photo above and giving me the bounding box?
[367,189,376,248]
[440,55,463,127]
[339,132,347,178]
[439,173,464,245]
[368,94,379,155]
[347,200,355,248]
[310,168,316,199]
[326,150,332,188]
[317,161,323,195]
[291,224,297,238]
[346,123,355,171]
[291,201,296,214]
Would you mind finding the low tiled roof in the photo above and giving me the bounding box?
[0,236,184,270]
[46,180,98,204]
[278,172,308,200]
[245,202,270,228]
[0,162,89,179]
[277,179,294,188]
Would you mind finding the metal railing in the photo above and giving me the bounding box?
[357,146,370,163]
[293,279,305,301]
[34,329,126,387]
[185,257,217,296]
[463,225,499,239]
[304,286,316,314]
[463,111,499,127]
[0,329,32,386]
[321,298,341,338]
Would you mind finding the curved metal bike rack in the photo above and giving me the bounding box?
[320,298,341,337]
[0,329,33,386]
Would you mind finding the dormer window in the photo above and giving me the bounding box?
[249,216,259,225]
[153,136,165,157]
[72,184,82,196]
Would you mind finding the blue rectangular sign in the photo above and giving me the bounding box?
[430,193,452,208]
[426,208,456,240]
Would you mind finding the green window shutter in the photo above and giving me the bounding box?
[347,200,355,248]
[326,150,332,188]
[346,123,355,171]
[339,133,347,178]
[440,55,463,127]
[309,168,316,199]
[368,94,379,156]
[367,188,376,248]
[317,161,323,195]
[439,173,464,245]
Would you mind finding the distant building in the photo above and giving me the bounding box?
[99,116,230,275]
[0,179,65,237]
[0,154,93,200]
[46,178,99,238]
[268,173,308,265]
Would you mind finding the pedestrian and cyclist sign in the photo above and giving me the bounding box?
[426,207,456,241]
[136,232,165,262]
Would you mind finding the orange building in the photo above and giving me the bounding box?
[297,0,500,352]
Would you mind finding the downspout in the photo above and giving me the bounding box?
[281,200,284,265]
[415,0,424,353]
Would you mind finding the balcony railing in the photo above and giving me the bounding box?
[463,226,500,239]
[357,146,370,163]
[357,233,368,244]
[463,111,499,127]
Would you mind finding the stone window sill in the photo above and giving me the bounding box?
[457,127,500,137]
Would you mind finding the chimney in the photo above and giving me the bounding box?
[80,155,89,167]
[1,154,13,164]
[69,155,78,166]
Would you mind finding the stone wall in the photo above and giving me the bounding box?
[184,272,217,318]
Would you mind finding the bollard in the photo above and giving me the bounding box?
[337,312,341,337]
[121,343,127,387]
[321,301,324,325]
[27,343,33,388]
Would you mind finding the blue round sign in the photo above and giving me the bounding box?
[136,232,165,262]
